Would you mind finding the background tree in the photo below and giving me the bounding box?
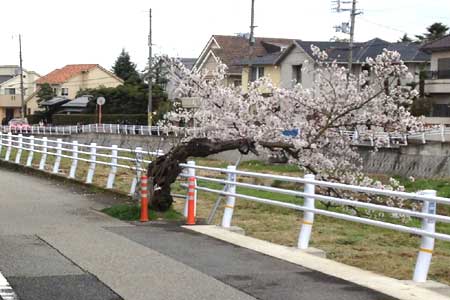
[415,22,449,43]
[36,83,55,105]
[147,50,422,211]
[398,34,413,43]
[112,49,142,84]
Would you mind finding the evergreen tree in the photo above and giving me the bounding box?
[398,34,413,43]
[112,49,142,84]
[36,83,55,105]
[415,22,449,43]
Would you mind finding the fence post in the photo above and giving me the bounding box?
[129,147,143,195]
[5,132,12,161]
[69,141,79,179]
[0,132,3,154]
[52,138,63,174]
[38,137,48,170]
[422,132,426,144]
[183,161,196,217]
[86,143,97,184]
[221,165,237,228]
[26,136,35,167]
[298,174,316,249]
[14,134,23,164]
[106,145,118,189]
[440,124,445,142]
[413,189,437,283]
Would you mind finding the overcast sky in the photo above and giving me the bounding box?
[1,0,449,75]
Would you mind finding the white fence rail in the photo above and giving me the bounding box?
[0,132,162,195]
[0,124,207,138]
[179,162,450,283]
[0,132,449,283]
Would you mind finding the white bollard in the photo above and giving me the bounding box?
[221,165,237,228]
[52,138,63,174]
[14,134,23,164]
[298,174,316,249]
[69,141,79,179]
[26,136,35,167]
[106,145,118,189]
[440,124,445,142]
[184,161,196,217]
[5,132,12,161]
[129,147,143,195]
[413,190,437,282]
[86,143,97,184]
[39,137,48,170]
[422,132,426,144]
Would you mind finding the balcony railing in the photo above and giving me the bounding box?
[425,70,450,80]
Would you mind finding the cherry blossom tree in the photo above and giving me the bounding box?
[148,47,422,212]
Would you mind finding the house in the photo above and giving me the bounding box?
[0,65,40,123]
[239,38,430,92]
[422,35,450,120]
[193,35,293,87]
[166,58,196,100]
[26,64,123,114]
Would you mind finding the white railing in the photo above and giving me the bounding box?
[3,123,450,147]
[1,132,450,283]
[179,161,450,283]
[0,124,207,138]
[0,132,163,195]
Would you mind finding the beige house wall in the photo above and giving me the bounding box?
[241,65,280,93]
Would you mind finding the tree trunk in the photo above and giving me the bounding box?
[147,138,254,211]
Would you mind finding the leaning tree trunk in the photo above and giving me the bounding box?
[147,138,254,211]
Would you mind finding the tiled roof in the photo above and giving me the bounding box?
[421,35,450,52]
[293,38,429,63]
[36,64,98,84]
[209,35,293,74]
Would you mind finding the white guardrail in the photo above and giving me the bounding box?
[0,124,207,138]
[3,123,450,147]
[0,132,449,282]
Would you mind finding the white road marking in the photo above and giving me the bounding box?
[0,271,18,300]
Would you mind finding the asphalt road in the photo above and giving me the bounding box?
[0,167,396,300]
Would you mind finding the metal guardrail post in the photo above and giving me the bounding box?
[422,132,426,144]
[106,145,118,189]
[26,136,35,167]
[440,124,445,142]
[52,138,63,174]
[5,132,12,161]
[69,141,79,179]
[129,147,143,196]
[184,161,196,217]
[298,174,316,249]
[221,165,237,228]
[0,132,3,154]
[86,143,97,184]
[38,137,48,170]
[14,134,23,164]
[413,189,437,282]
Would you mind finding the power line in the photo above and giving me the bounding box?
[359,16,408,34]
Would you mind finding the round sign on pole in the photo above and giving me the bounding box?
[97,97,106,106]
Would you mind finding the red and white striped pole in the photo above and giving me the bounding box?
[186,176,196,225]
[140,175,149,222]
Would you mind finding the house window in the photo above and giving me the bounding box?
[292,65,302,85]
[5,88,16,95]
[61,88,69,96]
[250,66,264,82]
[437,58,450,79]
[234,80,242,87]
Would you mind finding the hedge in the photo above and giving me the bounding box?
[51,114,148,125]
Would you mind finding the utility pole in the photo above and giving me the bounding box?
[247,0,256,82]
[19,34,25,118]
[148,8,152,126]
[347,0,357,72]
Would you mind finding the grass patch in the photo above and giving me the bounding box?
[102,204,183,221]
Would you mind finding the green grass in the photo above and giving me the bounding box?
[102,204,183,221]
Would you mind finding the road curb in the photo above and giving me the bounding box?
[0,270,18,300]
[184,225,450,300]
